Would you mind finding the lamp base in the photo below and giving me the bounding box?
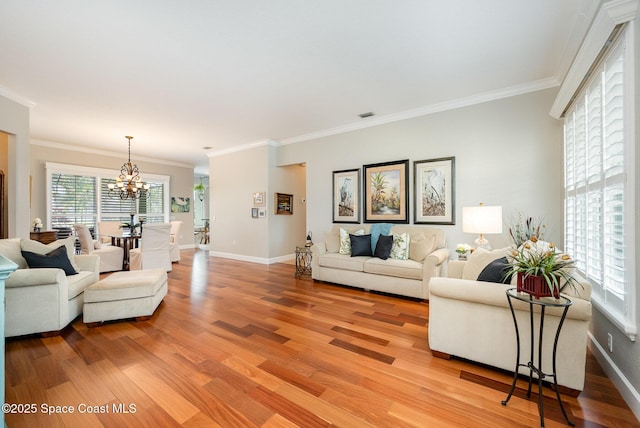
[474,237,492,250]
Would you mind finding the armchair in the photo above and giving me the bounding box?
[169,220,183,262]
[130,223,172,272]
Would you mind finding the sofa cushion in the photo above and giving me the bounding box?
[409,233,436,262]
[325,231,340,253]
[374,235,393,260]
[21,237,80,273]
[0,238,27,269]
[390,232,410,260]
[477,256,513,284]
[318,253,367,272]
[364,257,423,280]
[350,234,373,257]
[21,246,78,276]
[67,270,98,299]
[462,247,512,281]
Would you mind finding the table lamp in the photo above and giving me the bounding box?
[462,203,503,250]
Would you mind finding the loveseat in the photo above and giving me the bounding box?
[428,247,592,393]
[310,224,449,299]
[0,237,100,337]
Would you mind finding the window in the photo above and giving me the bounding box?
[563,26,636,340]
[46,163,170,232]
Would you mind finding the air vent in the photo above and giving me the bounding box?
[358,112,374,118]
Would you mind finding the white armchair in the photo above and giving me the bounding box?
[130,223,172,272]
[74,224,124,273]
[169,220,183,262]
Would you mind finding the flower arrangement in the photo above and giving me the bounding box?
[32,217,43,232]
[455,243,472,259]
[504,211,583,298]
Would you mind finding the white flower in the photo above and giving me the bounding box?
[456,243,472,253]
[32,218,42,227]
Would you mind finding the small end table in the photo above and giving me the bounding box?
[502,288,574,427]
[295,245,312,278]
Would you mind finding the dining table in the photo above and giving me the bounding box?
[109,233,141,270]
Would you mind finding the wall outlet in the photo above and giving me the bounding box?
[607,333,613,353]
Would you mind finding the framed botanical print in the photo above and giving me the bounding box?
[332,168,360,223]
[363,159,409,223]
[414,157,455,224]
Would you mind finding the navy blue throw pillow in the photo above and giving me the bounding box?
[21,245,78,276]
[477,256,512,284]
[374,234,393,260]
[350,234,373,257]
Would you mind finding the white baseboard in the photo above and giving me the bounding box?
[209,251,295,265]
[588,332,640,422]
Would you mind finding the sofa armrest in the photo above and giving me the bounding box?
[425,248,450,267]
[5,268,66,288]
[74,254,100,273]
[310,243,326,279]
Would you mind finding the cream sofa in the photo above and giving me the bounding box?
[310,224,449,299]
[0,237,100,337]
[428,247,592,393]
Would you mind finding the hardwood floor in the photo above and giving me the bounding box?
[5,249,639,427]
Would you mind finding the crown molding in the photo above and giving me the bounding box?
[0,85,36,108]
[280,77,559,145]
[207,139,279,158]
[31,139,194,169]
[551,0,639,118]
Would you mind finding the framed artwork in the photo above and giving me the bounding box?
[251,208,259,218]
[332,168,360,223]
[252,192,265,206]
[363,159,409,223]
[414,157,455,224]
[274,192,293,215]
[258,208,266,218]
[171,197,190,213]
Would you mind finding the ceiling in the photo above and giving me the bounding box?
[0,0,597,174]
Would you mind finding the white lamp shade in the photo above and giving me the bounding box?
[462,205,503,234]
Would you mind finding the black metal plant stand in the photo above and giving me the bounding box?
[502,288,574,427]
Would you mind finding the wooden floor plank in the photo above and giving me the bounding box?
[4,249,638,427]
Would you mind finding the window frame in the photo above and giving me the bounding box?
[46,162,171,229]
[562,24,637,341]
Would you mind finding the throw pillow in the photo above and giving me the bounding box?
[477,256,513,284]
[339,228,364,255]
[350,234,373,257]
[374,234,394,260]
[0,238,27,269]
[409,233,436,262]
[21,236,80,273]
[462,247,512,281]
[325,231,340,253]
[390,232,410,260]
[21,245,78,276]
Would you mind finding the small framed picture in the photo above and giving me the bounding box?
[258,208,266,218]
[275,193,293,215]
[251,208,259,218]
[414,157,455,224]
[253,192,265,206]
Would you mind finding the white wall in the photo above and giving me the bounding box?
[0,95,30,238]
[278,87,563,254]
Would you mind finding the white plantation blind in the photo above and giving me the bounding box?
[563,28,636,339]
[46,163,170,231]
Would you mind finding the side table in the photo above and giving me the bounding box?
[295,245,312,278]
[502,288,574,427]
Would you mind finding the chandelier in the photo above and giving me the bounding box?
[107,136,150,200]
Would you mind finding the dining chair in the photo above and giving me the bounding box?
[97,221,122,244]
[129,223,172,272]
[73,223,124,273]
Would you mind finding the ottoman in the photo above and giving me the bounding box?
[83,268,168,325]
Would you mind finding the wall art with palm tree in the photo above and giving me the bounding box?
[363,159,409,223]
[413,157,455,224]
[332,168,360,223]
